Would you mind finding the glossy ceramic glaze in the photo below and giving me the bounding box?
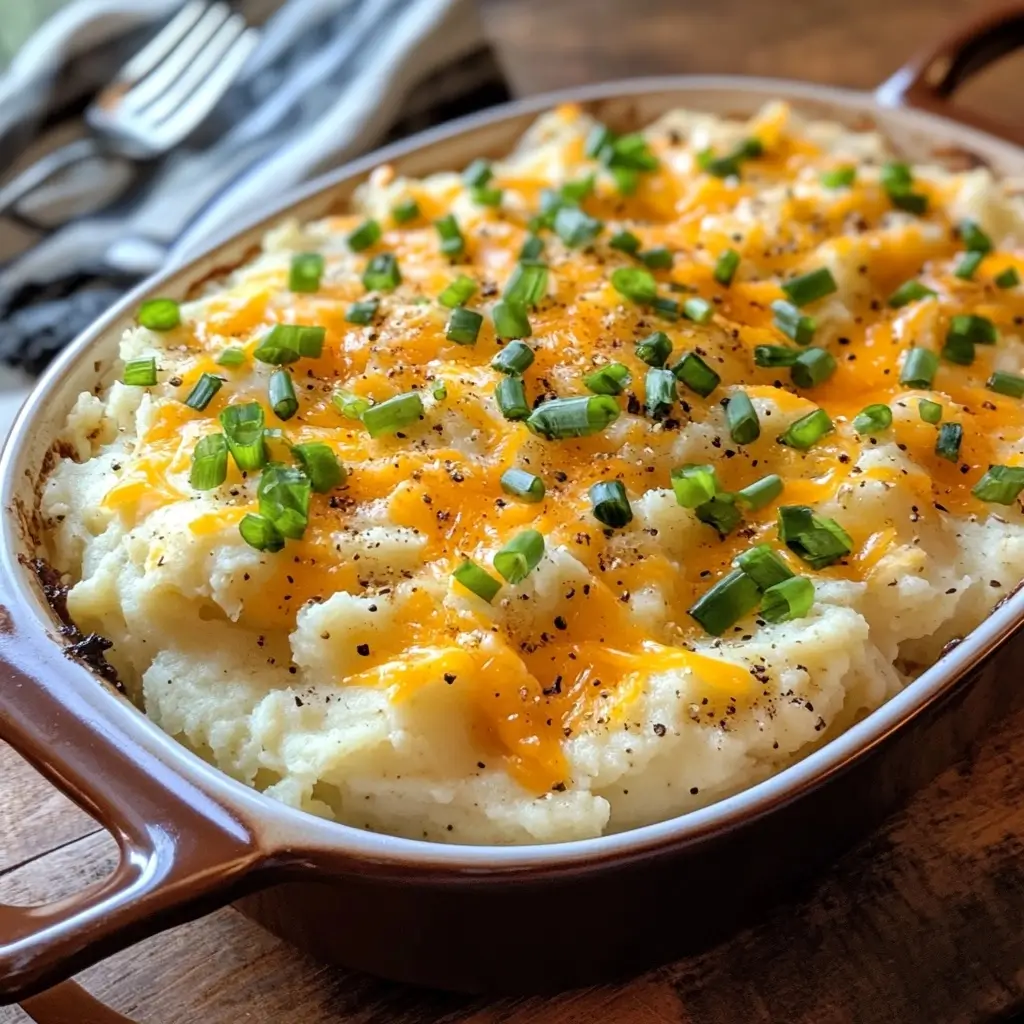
[4,6,1024,1001]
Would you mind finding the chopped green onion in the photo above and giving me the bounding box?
[941,333,975,366]
[138,298,180,331]
[713,248,741,286]
[585,123,614,159]
[219,402,267,472]
[996,267,1020,289]
[853,403,893,434]
[609,230,641,255]
[596,131,659,171]
[531,189,567,231]
[735,473,783,510]
[493,529,545,584]
[670,464,718,509]
[589,480,632,528]
[463,158,492,188]
[289,253,324,293]
[492,301,531,340]
[891,190,929,215]
[392,198,420,223]
[918,398,942,424]
[754,345,799,367]
[695,496,742,536]
[734,543,794,590]
[959,219,992,253]
[972,465,1024,504]
[688,569,761,636]
[526,395,620,439]
[683,296,714,324]
[184,372,223,412]
[492,340,534,375]
[779,407,834,450]
[453,559,501,603]
[346,298,379,325]
[432,383,447,401]
[269,370,298,421]
[584,362,631,396]
[880,161,913,191]
[644,367,676,419]
[471,185,503,207]
[292,442,344,492]
[778,505,853,569]
[697,137,763,179]
[987,370,1024,398]
[215,347,245,367]
[347,219,381,252]
[820,165,856,188]
[332,388,372,420]
[726,390,760,444]
[239,513,284,553]
[611,266,658,304]
[363,252,402,292]
[500,468,545,503]
[888,279,936,308]
[949,313,998,345]
[434,215,465,259]
[900,347,939,387]
[790,347,837,389]
[560,175,595,202]
[554,206,604,248]
[652,297,681,321]
[782,267,837,307]
[771,300,816,345]
[935,422,963,462]
[253,323,325,364]
[362,391,424,437]
[760,575,815,624]
[189,433,229,490]
[520,234,545,260]
[504,260,549,308]
[672,352,720,397]
[640,247,673,270]
[438,275,477,309]
[123,357,157,387]
[635,330,672,367]
[495,376,530,421]
[610,166,639,195]
[954,250,985,280]
[446,307,483,345]
[881,162,928,214]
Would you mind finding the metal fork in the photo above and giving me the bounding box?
[0,0,259,228]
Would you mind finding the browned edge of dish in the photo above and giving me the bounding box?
[2,4,1024,1005]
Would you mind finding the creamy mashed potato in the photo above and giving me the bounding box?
[41,101,1024,844]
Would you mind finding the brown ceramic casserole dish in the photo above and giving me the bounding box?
[4,5,1024,1003]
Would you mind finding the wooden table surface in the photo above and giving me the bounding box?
[5,2,1024,1021]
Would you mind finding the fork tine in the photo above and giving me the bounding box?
[111,0,209,90]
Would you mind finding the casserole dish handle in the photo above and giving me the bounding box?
[0,624,263,1003]
[876,3,1024,146]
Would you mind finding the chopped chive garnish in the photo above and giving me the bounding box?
[138,298,180,331]
[611,266,658,304]
[493,529,545,584]
[790,347,837,388]
[734,543,794,590]
[778,505,853,568]
[269,370,298,421]
[888,279,936,308]
[495,376,530,420]
[492,340,534,375]
[589,480,633,528]
[771,300,816,345]
[935,422,963,462]
[347,219,381,252]
[453,559,501,603]
[688,569,761,636]
[560,175,595,202]
[500,468,545,503]
[123,357,157,387]
[526,395,620,439]
[471,185,503,207]
[504,260,549,308]
[853,403,893,434]
[761,576,815,624]
[184,372,223,411]
[695,496,742,537]
[726,390,760,444]
[942,334,975,366]
[189,433,229,490]
[754,344,799,367]
[288,252,324,293]
[880,162,928,214]
[949,313,997,345]
[432,384,447,401]
[697,137,763,179]
[585,362,632,396]
[996,267,1020,289]
[972,465,1024,504]
[735,473,783,510]
[434,214,465,259]
[779,407,834,450]
[253,324,325,364]
[362,252,402,292]
[239,513,284,553]
[645,367,676,419]
[635,331,672,367]
[585,123,614,159]
[219,402,266,472]
[292,442,344,492]
[820,165,856,188]
[446,307,483,345]
[959,219,992,253]
[683,296,714,324]
[554,206,604,248]
[609,230,641,255]
[392,198,420,223]
[362,391,424,438]
[215,347,245,367]
[463,158,492,188]
[652,296,681,321]
[670,464,718,509]
[520,234,545,260]
[918,398,942,424]
[900,346,939,387]
[782,267,837,307]
[640,247,673,270]
[987,370,1024,398]
[672,352,720,397]
[492,300,531,340]
[332,388,372,419]
[346,298,379,325]
[713,248,741,286]
[954,250,985,280]
[438,275,477,309]
[610,166,639,195]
